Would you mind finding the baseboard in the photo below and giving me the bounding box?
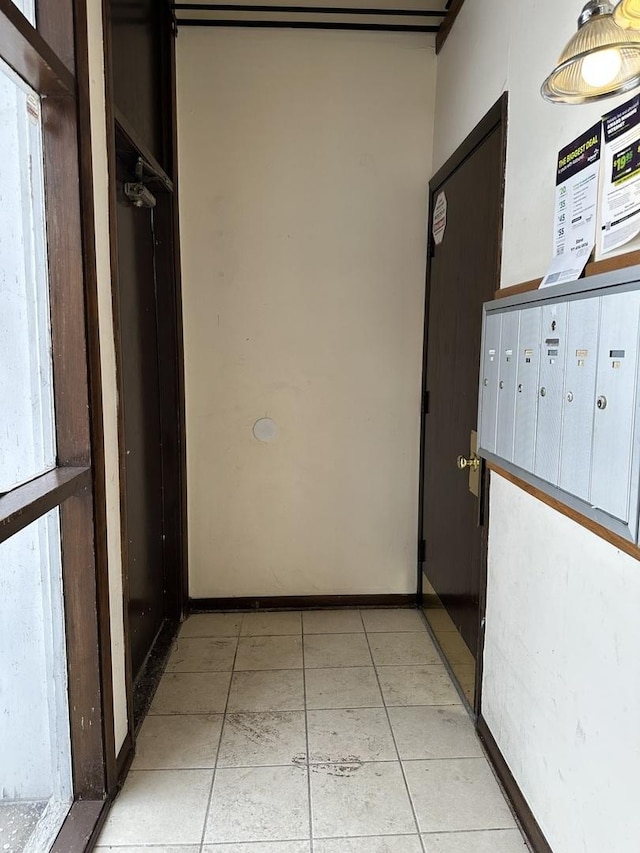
[189,594,418,612]
[477,716,553,853]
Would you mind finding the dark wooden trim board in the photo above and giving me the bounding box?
[585,248,640,277]
[430,93,507,196]
[496,249,640,300]
[0,0,75,95]
[50,799,110,853]
[490,462,640,562]
[477,716,553,853]
[190,594,418,612]
[0,467,90,543]
[435,0,466,54]
[494,277,543,300]
[116,731,135,786]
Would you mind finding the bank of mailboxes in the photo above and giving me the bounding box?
[477,273,640,543]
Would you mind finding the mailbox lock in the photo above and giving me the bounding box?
[540,387,547,397]
[518,383,523,393]
[566,391,574,403]
[499,380,505,390]
[483,378,488,387]
[596,395,607,410]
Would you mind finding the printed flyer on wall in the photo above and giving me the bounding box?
[541,122,601,288]
[600,95,640,257]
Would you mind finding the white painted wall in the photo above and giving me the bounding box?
[177,29,436,597]
[86,0,128,754]
[434,3,640,851]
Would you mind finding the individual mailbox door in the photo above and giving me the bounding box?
[534,302,567,486]
[479,312,502,455]
[591,290,640,524]
[513,306,541,473]
[496,309,520,462]
[559,296,600,502]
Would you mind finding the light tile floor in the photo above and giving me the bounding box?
[96,609,530,853]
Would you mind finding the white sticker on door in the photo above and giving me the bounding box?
[432,191,447,246]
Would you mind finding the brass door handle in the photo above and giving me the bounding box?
[457,454,480,472]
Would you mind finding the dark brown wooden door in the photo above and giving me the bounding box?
[421,106,505,671]
[115,152,166,679]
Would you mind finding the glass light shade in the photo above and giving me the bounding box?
[542,1,640,103]
[614,0,640,28]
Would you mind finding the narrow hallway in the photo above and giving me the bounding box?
[96,609,528,852]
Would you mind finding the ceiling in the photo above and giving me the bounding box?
[171,0,453,35]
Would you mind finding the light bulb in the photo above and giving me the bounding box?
[581,48,623,87]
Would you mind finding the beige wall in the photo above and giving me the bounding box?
[86,0,128,754]
[177,29,436,598]
[434,3,640,852]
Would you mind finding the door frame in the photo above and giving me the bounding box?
[418,93,508,717]
[0,0,123,847]
[101,0,188,769]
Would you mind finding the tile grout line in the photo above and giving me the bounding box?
[301,616,314,853]
[362,624,429,853]
[165,662,448,674]
[198,633,240,853]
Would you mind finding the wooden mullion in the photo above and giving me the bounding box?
[0,0,75,95]
[43,92,92,467]
[0,466,90,543]
[35,0,75,73]
[59,489,107,798]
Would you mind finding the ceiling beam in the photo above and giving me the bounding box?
[436,0,465,53]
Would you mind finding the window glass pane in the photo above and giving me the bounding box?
[0,58,56,493]
[0,510,72,848]
[9,0,35,25]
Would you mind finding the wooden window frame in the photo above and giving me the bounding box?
[0,0,116,848]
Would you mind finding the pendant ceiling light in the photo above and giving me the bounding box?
[614,0,640,27]
[542,1,640,104]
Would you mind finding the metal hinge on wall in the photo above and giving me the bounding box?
[418,539,426,563]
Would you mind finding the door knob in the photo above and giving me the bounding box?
[457,454,480,472]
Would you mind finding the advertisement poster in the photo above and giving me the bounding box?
[541,122,601,288]
[600,95,640,256]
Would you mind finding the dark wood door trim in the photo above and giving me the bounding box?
[430,94,508,196]
[101,0,188,745]
[418,92,508,718]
